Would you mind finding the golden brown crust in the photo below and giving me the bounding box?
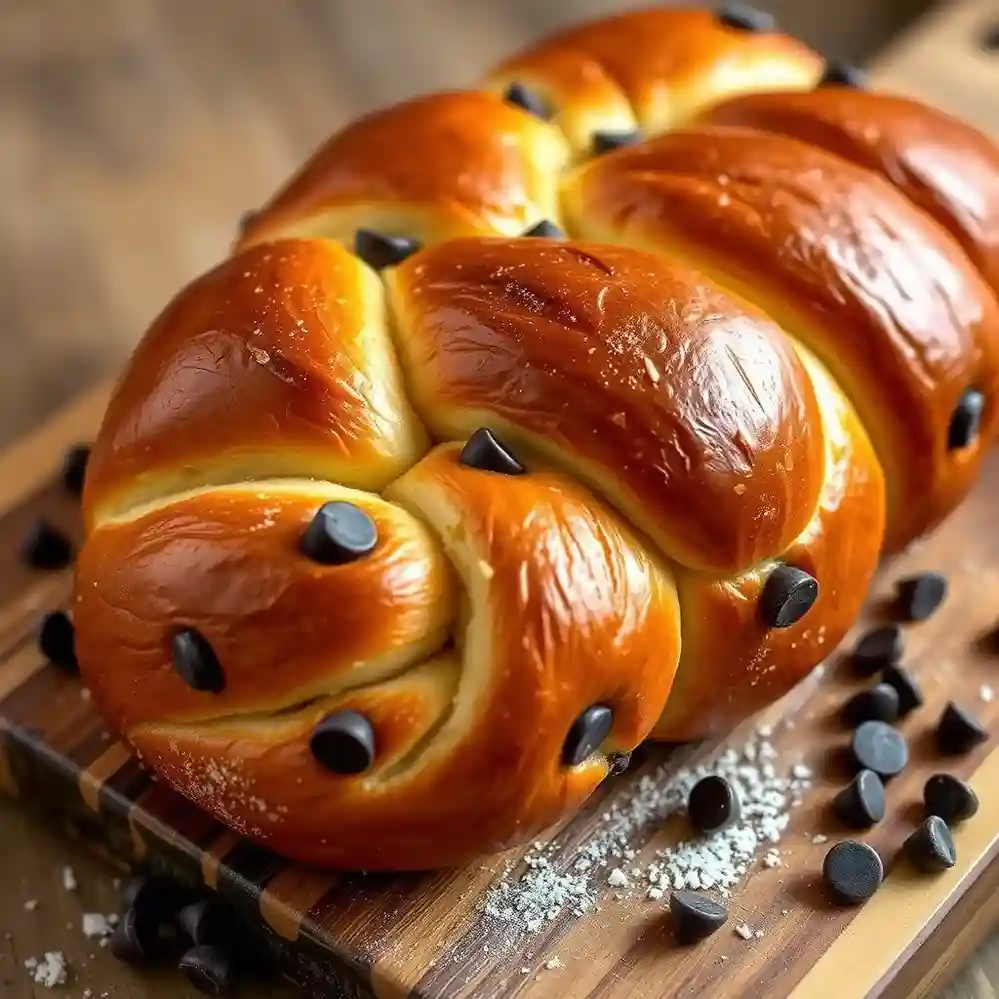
[482,7,822,152]
[387,237,824,575]
[564,125,999,550]
[237,91,569,250]
[698,88,999,297]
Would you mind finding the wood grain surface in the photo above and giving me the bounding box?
[4,0,999,997]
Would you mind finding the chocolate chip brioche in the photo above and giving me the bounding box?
[74,5,999,871]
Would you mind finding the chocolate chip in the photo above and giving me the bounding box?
[924,773,978,824]
[896,571,947,621]
[851,624,904,675]
[818,61,868,88]
[522,219,565,239]
[903,815,956,873]
[948,388,984,450]
[669,890,728,944]
[880,664,924,717]
[353,229,421,271]
[760,565,818,628]
[171,629,225,694]
[563,705,613,766]
[301,502,378,565]
[936,701,988,755]
[176,899,239,949]
[21,519,73,570]
[503,82,551,120]
[459,428,526,475]
[716,2,775,32]
[592,129,641,155]
[687,775,741,834]
[310,710,376,774]
[607,752,632,777]
[61,444,90,497]
[110,905,159,966]
[842,683,900,727]
[850,720,908,779]
[832,769,886,829]
[38,610,77,673]
[179,945,237,995]
[822,840,883,904]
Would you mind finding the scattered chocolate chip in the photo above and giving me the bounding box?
[670,890,729,944]
[503,82,551,120]
[607,752,632,777]
[522,219,565,239]
[310,710,376,774]
[687,775,741,834]
[110,905,159,966]
[301,501,378,565]
[903,815,956,873]
[850,720,908,779]
[948,388,985,450]
[896,571,947,621]
[760,565,818,628]
[936,701,988,755]
[716,2,775,32]
[832,769,886,829]
[353,229,421,271]
[459,428,526,475]
[38,610,77,673]
[171,629,225,694]
[924,773,978,824]
[822,840,883,905]
[880,664,924,717]
[818,61,868,88]
[851,624,904,675]
[592,129,641,155]
[176,899,239,949]
[563,705,613,766]
[179,945,237,995]
[842,683,900,727]
[21,519,73,570]
[61,444,91,496]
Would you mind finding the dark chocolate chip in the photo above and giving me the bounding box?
[936,701,988,755]
[716,2,775,32]
[179,945,237,995]
[503,82,551,120]
[670,890,729,944]
[353,229,421,271]
[903,815,956,873]
[21,519,73,570]
[760,565,818,628]
[851,624,904,675]
[110,905,159,966]
[310,710,376,774]
[522,219,565,239]
[176,899,239,949]
[880,664,924,717]
[171,629,225,694]
[832,769,886,829]
[563,705,613,767]
[592,129,641,156]
[687,775,741,834]
[61,444,91,497]
[301,502,378,565]
[459,428,526,475]
[850,720,908,779]
[607,752,632,777]
[818,61,869,88]
[948,388,984,450]
[842,683,900,727]
[38,610,77,673]
[924,773,978,824]
[822,840,883,905]
[896,571,947,621]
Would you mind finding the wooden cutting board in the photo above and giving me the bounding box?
[5,4,999,998]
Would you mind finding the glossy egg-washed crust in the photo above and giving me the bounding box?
[74,7,999,871]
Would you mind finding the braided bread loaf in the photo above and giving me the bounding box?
[73,5,999,871]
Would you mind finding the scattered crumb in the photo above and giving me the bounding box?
[80,688,92,701]
[647,887,664,900]
[544,957,563,970]
[735,923,754,940]
[83,991,93,999]
[757,725,773,738]
[755,929,765,939]
[980,684,995,704]
[791,763,812,780]
[720,955,729,962]
[607,868,630,889]
[521,968,531,975]
[811,834,829,845]
[82,913,118,941]
[781,908,789,915]
[23,899,38,911]
[24,952,68,987]
[61,866,78,892]
[763,849,781,869]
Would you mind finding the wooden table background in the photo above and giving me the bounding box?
[3,1,998,996]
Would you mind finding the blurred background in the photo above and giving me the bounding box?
[0,0,939,449]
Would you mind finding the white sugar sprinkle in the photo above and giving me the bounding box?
[607,868,630,888]
[980,684,995,703]
[735,923,754,940]
[61,866,78,892]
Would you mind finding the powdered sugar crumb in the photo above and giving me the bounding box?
[735,923,754,940]
[24,952,68,987]
[82,912,118,941]
[61,866,78,892]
